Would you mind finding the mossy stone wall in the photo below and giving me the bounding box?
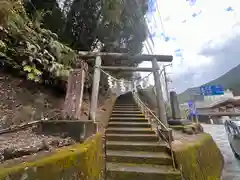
[0,133,103,180]
[173,133,224,180]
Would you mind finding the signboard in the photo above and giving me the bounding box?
[200,85,224,96]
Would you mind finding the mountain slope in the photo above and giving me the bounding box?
[178,64,240,103]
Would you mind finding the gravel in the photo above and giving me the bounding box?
[0,127,76,162]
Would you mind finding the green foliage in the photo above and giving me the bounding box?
[102,0,124,24]
[24,0,65,35]
[1,1,74,87]
[2,0,149,91]
[0,40,6,52]
[0,0,27,27]
[98,0,148,54]
[23,65,41,82]
[0,1,10,27]
[24,0,148,56]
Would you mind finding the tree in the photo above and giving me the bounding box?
[24,0,65,35]
[23,0,148,57]
[63,0,101,50]
[10,0,149,92]
[63,0,148,53]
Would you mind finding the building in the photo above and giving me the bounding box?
[180,89,240,122]
[203,89,234,102]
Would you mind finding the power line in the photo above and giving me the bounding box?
[155,0,166,37]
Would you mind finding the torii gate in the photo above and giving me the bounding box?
[63,51,173,127]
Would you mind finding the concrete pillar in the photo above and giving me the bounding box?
[90,56,101,122]
[169,91,181,119]
[152,58,168,126]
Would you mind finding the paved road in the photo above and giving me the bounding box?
[202,124,240,180]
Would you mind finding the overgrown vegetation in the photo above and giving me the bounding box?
[0,0,75,89]
[24,0,148,79]
[0,0,148,90]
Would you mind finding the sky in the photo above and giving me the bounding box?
[140,0,240,94]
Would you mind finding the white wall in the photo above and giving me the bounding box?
[203,89,234,102]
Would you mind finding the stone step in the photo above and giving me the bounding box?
[114,104,137,106]
[113,107,139,110]
[107,162,181,180]
[109,117,147,121]
[113,105,139,108]
[106,150,172,165]
[112,109,140,112]
[113,105,138,107]
[108,122,151,128]
[106,141,169,152]
[111,113,144,118]
[105,128,155,134]
[109,118,148,123]
[111,110,142,114]
[106,133,158,142]
[114,102,137,104]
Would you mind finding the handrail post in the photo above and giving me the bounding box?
[152,58,168,127]
[90,56,102,123]
[116,80,121,96]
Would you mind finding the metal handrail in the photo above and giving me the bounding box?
[133,91,170,144]
[133,91,168,130]
[132,91,176,169]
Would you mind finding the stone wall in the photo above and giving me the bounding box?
[0,94,117,180]
[96,94,117,130]
[0,133,104,180]
[137,88,157,109]
[173,133,224,180]
[39,120,96,142]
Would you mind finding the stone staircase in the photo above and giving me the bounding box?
[105,93,182,180]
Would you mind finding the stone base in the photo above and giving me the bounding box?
[172,133,224,180]
[40,120,96,142]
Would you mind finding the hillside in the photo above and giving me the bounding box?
[178,63,240,103]
[0,0,149,128]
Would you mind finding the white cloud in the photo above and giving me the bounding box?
[143,0,240,92]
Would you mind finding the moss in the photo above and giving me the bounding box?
[173,133,224,180]
[0,133,104,180]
